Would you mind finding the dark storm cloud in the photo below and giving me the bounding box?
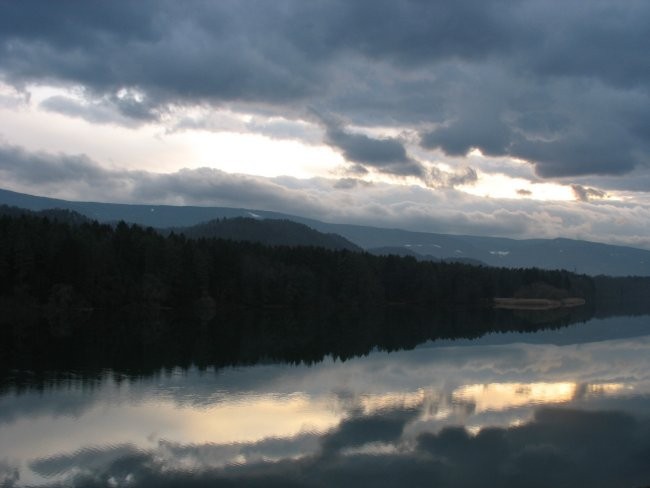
[324,123,424,177]
[317,114,476,184]
[2,1,650,179]
[283,0,524,69]
[0,0,319,106]
[419,74,650,178]
[521,1,650,89]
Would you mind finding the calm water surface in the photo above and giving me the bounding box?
[2,315,650,487]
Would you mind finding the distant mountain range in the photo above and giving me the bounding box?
[2,187,649,276]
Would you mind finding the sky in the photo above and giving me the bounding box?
[0,0,649,248]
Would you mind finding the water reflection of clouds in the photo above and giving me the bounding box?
[450,381,629,413]
[24,406,650,488]
[2,331,650,486]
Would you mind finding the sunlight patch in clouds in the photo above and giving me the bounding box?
[460,171,575,201]
[176,130,343,178]
[1,82,343,178]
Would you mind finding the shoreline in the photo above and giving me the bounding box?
[493,297,586,310]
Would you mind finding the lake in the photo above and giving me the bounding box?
[2,315,650,487]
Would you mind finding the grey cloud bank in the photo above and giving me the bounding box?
[1,0,649,181]
[2,143,650,249]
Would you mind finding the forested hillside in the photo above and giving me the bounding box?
[0,212,601,314]
[0,204,90,225]
[170,217,361,251]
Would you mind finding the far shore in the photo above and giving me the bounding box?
[493,297,586,310]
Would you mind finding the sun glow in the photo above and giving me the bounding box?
[174,130,343,178]
[458,171,575,201]
[0,83,345,179]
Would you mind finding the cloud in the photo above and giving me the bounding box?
[333,178,372,190]
[418,73,650,178]
[0,460,19,488]
[0,143,325,214]
[446,167,478,187]
[0,83,29,110]
[0,1,319,106]
[1,1,650,182]
[324,123,423,177]
[0,144,122,186]
[39,94,157,127]
[571,184,607,202]
[317,114,478,186]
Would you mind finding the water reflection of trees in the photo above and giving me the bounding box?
[0,303,596,387]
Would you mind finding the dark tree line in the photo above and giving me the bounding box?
[0,212,601,313]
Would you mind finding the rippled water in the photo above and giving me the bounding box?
[2,315,650,487]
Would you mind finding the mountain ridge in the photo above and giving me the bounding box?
[0,202,360,253]
[169,217,361,251]
[1,187,648,276]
